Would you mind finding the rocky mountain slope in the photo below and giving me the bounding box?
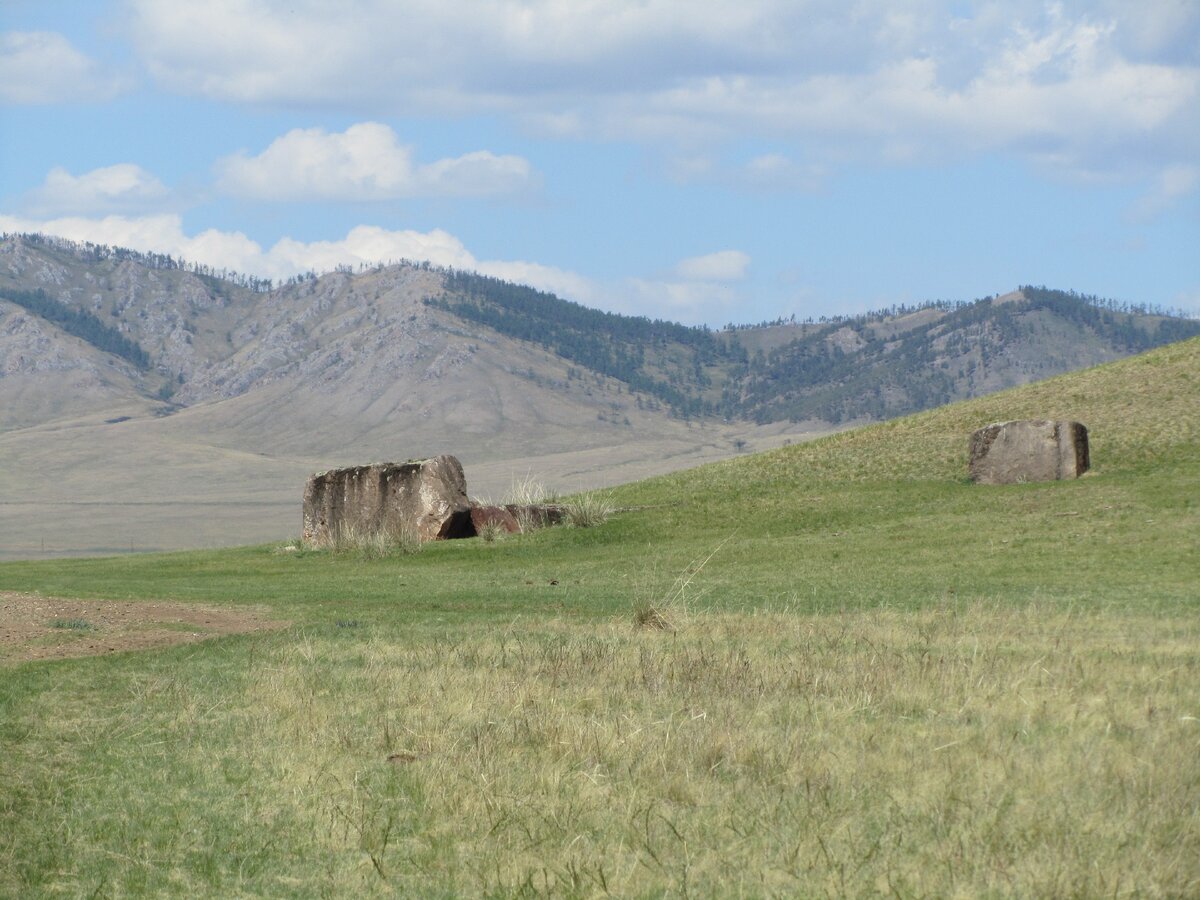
[420,266,1200,426]
[2,231,1197,558]
[723,287,1200,424]
[0,235,693,461]
[5,233,1197,439]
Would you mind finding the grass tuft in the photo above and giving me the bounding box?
[325,521,422,558]
[504,473,558,507]
[504,473,563,531]
[631,538,729,630]
[477,521,508,543]
[564,491,614,528]
[631,603,674,630]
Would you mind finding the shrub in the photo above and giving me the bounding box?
[503,473,563,531]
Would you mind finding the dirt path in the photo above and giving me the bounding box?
[0,591,288,664]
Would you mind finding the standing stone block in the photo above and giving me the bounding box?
[302,454,471,547]
[968,420,1089,484]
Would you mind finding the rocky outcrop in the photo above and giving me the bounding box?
[969,420,1089,484]
[302,454,471,546]
[469,505,522,535]
[505,504,568,528]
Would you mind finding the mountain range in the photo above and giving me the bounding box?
[2,232,1197,558]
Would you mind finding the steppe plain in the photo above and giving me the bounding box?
[1,338,1197,895]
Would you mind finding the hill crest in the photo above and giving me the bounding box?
[5,231,1197,435]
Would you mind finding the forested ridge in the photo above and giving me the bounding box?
[6,232,275,292]
[726,288,1200,423]
[5,230,1198,429]
[1,287,151,370]
[1018,286,1200,351]
[426,270,742,418]
[428,277,1200,424]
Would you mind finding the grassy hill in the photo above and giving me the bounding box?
[0,339,1197,893]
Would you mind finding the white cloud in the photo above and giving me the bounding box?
[124,0,798,104]
[0,214,492,282]
[20,164,171,217]
[741,154,825,191]
[675,250,750,282]
[1128,164,1200,221]
[0,31,128,104]
[216,122,534,200]
[0,213,266,276]
[623,278,741,325]
[476,260,602,307]
[1097,0,1200,65]
[418,151,535,198]
[264,225,479,277]
[121,1,1200,185]
[600,250,755,324]
[0,213,588,301]
[625,33,1198,175]
[665,152,827,191]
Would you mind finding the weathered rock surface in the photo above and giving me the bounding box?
[469,505,522,535]
[969,420,1089,484]
[505,504,568,528]
[302,454,471,546]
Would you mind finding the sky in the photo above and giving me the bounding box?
[1,1,1198,326]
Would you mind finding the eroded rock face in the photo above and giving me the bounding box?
[302,454,471,546]
[969,420,1089,485]
[469,505,522,535]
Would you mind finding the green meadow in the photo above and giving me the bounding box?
[2,338,1198,897]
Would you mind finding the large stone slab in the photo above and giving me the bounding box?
[302,454,471,546]
[469,504,522,535]
[969,420,1089,484]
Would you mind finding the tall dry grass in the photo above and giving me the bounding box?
[504,473,556,507]
[213,603,1200,895]
[321,521,423,558]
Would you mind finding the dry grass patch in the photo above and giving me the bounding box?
[504,473,557,508]
[0,592,286,663]
[317,521,423,558]
[194,603,1200,895]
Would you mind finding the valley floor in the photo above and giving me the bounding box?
[0,418,821,560]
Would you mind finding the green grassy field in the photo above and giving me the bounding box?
[2,338,1198,897]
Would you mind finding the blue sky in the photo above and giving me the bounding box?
[1,1,1197,325]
